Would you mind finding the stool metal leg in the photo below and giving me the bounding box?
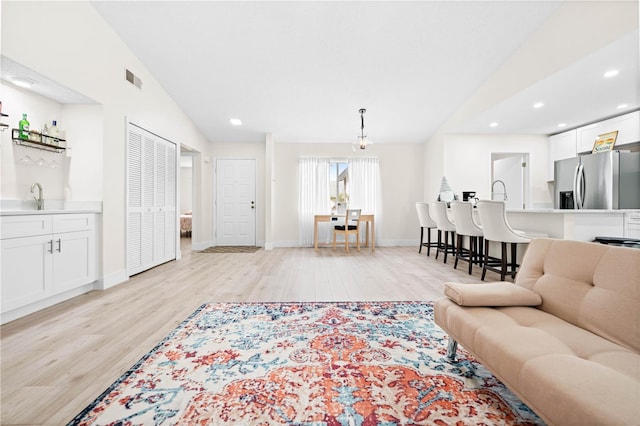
[511,243,518,278]
[482,239,489,281]
[446,339,458,362]
[500,242,507,281]
[454,234,462,269]
[468,236,474,275]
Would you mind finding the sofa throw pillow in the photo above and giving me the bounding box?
[444,282,542,307]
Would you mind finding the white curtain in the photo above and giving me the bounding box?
[349,157,382,244]
[298,157,330,246]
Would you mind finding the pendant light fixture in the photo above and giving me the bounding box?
[357,108,367,150]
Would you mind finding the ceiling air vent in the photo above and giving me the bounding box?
[125,68,143,89]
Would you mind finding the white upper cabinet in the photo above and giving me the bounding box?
[548,129,577,180]
[577,111,640,154]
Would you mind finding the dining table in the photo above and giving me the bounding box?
[313,214,375,251]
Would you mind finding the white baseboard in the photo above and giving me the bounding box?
[376,239,418,247]
[269,239,419,248]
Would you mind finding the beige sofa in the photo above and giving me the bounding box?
[434,238,640,426]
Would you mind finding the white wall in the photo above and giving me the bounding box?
[1,83,67,201]
[2,1,212,285]
[425,133,550,209]
[271,142,425,247]
[180,166,192,214]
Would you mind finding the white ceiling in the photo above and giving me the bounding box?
[32,2,640,144]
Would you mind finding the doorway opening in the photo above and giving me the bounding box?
[491,153,530,210]
[180,145,199,255]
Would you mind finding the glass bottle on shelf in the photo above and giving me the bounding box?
[42,123,50,145]
[18,113,30,140]
[49,120,59,145]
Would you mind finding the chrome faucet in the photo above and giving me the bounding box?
[30,182,44,210]
[491,179,508,201]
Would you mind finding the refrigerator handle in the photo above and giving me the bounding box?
[576,164,585,209]
[573,163,581,209]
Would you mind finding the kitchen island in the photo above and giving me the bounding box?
[504,209,640,242]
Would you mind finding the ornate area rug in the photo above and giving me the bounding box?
[198,246,260,253]
[69,302,543,425]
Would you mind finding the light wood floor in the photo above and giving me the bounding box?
[1,239,502,425]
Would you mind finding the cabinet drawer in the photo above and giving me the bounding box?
[53,214,95,233]
[1,215,52,239]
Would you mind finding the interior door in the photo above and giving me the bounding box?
[216,159,256,246]
[492,155,524,209]
[127,122,177,276]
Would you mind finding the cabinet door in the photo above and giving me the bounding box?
[548,130,577,180]
[154,139,176,263]
[1,235,52,311]
[51,230,96,294]
[577,111,640,153]
[1,215,52,239]
[625,213,640,239]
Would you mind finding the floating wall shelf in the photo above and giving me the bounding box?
[11,128,66,153]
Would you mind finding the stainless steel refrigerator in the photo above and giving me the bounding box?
[554,151,640,209]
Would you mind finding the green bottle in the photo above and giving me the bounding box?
[18,113,30,140]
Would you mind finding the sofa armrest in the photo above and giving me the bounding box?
[444,282,542,307]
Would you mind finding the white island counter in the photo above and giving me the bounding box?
[504,209,640,242]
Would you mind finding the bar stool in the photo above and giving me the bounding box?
[429,202,457,263]
[450,201,484,275]
[415,202,438,256]
[476,200,546,281]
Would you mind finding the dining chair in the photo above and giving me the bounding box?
[333,209,362,253]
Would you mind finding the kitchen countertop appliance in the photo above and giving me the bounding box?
[554,150,640,209]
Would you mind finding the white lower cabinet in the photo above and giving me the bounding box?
[624,212,640,239]
[1,213,97,317]
[52,229,95,294]
[1,234,52,312]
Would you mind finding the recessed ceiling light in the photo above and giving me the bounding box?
[603,69,619,78]
[617,104,628,109]
[489,122,499,128]
[558,123,567,128]
[230,118,242,126]
[533,102,544,109]
[7,75,36,88]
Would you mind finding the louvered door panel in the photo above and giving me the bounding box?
[143,136,155,209]
[126,123,177,276]
[127,131,142,208]
[127,126,143,274]
[127,212,142,273]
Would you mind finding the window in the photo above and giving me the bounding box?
[329,161,348,213]
[298,157,380,247]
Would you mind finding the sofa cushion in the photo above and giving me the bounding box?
[516,238,640,353]
[444,282,542,306]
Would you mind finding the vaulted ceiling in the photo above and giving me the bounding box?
[86,1,638,144]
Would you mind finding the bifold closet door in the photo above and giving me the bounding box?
[127,123,177,276]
